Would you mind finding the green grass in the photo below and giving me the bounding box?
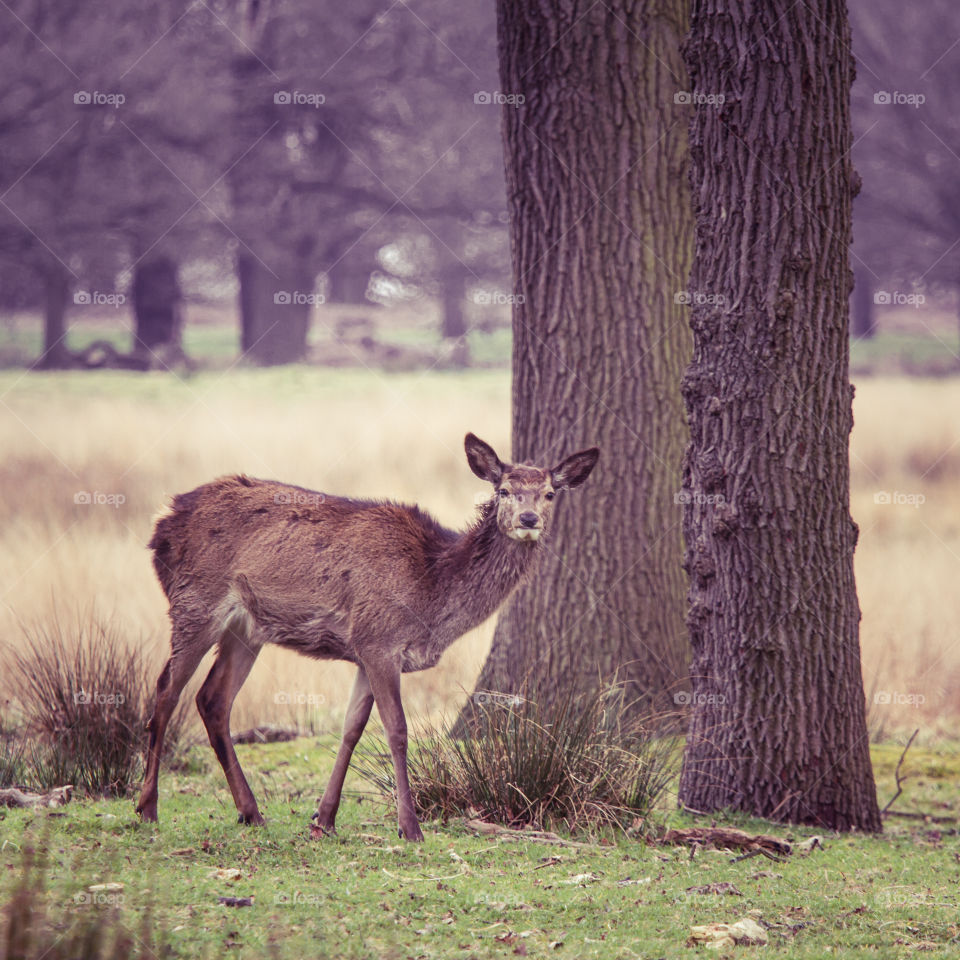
[7,313,959,375]
[2,738,959,959]
[850,331,960,374]
[0,315,512,369]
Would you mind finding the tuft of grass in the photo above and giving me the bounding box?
[4,616,191,797]
[355,685,679,833]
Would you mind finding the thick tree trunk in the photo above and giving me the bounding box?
[678,0,881,831]
[133,256,182,352]
[237,253,312,365]
[458,0,693,724]
[851,263,875,339]
[38,262,71,369]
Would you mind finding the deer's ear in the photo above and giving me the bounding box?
[551,447,599,489]
[465,433,504,484]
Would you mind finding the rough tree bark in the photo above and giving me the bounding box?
[678,0,881,830]
[458,0,693,723]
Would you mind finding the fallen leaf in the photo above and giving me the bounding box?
[209,868,242,882]
[218,896,253,908]
[88,882,124,893]
[562,873,602,885]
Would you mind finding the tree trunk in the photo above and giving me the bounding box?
[133,256,182,352]
[237,253,312,365]
[326,260,370,304]
[678,0,881,831]
[37,262,71,369]
[457,0,693,724]
[851,263,875,339]
[440,270,467,341]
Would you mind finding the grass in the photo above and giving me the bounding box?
[354,688,678,832]
[3,616,191,797]
[2,737,959,958]
[1,366,958,735]
[0,307,512,370]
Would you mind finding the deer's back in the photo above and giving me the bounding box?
[150,475,457,646]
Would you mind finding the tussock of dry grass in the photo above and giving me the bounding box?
[0,369,958,737]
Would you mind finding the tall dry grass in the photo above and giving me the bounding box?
[0,368,958,739]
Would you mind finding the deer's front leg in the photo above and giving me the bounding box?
[313,667,373,836]
[364,659,423,842]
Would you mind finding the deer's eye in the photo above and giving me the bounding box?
[545,491,556,501]
[498,488,510,498]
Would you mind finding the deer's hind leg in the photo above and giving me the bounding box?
[137,625,214,822]
[196,624,263,824]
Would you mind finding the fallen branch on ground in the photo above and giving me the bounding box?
[662,827,793,861]
[0,786,73,808]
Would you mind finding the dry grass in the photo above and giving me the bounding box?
[0,368,958,738]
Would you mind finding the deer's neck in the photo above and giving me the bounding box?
[431,502,539,637]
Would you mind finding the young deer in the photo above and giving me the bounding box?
[136,434,598,841]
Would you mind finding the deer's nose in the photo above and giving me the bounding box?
[519,512,540,528]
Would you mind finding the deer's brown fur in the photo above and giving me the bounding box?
[136,433,598,840]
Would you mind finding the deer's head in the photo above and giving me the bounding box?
[465,433,599,542]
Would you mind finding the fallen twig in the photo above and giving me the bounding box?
[464,819,594,848]
[881,728,919,816]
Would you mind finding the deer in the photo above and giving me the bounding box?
[136,433,599,841]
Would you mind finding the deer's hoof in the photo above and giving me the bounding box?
[399,823,424,842]
[238,811,265,825]
[136,803,158,823]
[309,821,336,840]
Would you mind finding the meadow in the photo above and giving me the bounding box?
[1,364,959,735]
[1,360,960,958]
